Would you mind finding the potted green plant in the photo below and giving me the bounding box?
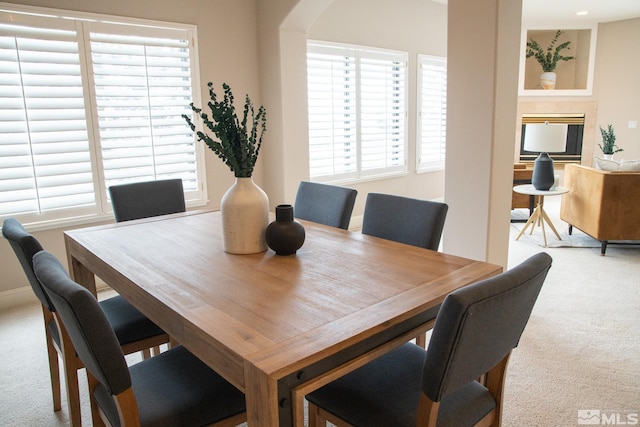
[183,82,270,254]
[599,124,623,158]
[183,82,266,177]
[526,30,575,89]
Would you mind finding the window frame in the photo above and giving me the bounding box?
[417,54,447,173]
[307,40,408,184]
[0,3,205,231]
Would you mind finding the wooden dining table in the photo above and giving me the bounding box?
[64,210,502,426]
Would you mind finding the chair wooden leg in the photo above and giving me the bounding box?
[308,404,355,427]
[87,373,106,427]
[415,320,435,349]
[56,316,83,427]
[211,412,248,427]
[308,402,324,427]
[46,336,62,411]
[142,348,151,359]
[113,388,141,426]
[61,350,82,426]
[416,393,439,427]
[484,352,512,427]
[169,336,179,348]
[43,309,62,412]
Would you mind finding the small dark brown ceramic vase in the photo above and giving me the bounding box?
[265,204,305,256]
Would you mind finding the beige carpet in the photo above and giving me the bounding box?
[504,198,640,426]
[1,198,639,426]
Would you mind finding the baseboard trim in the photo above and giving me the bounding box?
[349,214,363,231]
[0,286,38,310]
[1,281,111,310]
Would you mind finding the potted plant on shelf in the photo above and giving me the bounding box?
[183,82,269,254]
[526,30,575,90]
[598,124,623,159]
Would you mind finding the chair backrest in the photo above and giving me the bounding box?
[2,218,54,311]
[361,193,448,250]
[33,251,132,397]
[109,178,186,222]
[422,252,552,402]
[294,181,357,230]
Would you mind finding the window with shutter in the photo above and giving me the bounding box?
[0,5,204,229]
[307,41,407,183]
[0,15,94,222]
[88,26,199,192]
[307,47,357,180]
[417,54,447,172]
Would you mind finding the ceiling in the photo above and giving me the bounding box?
[432,0,640,24]
[522,0,640,24]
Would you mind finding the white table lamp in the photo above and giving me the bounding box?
[523,122,568,190]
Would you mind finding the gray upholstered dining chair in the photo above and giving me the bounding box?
[294,181,357,230]
[306,252,552,427]
[109,178,186,222]
[362,193,449,348]
[2,218,170,427]
[362,192,448,250]
[33,250,247,427]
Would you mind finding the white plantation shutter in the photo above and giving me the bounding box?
[307,41,407,182]
[0,17,95,221]
[88,26,198,191]
[360,54,405,176]
[418,55,447,171]
[0,7,203,227]
[306,49,357,179]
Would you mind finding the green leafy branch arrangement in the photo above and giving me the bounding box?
[526,30,575,73]
[599,124,623,155]
[183,82,266,178]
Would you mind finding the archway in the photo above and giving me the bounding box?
[258,0,522,266]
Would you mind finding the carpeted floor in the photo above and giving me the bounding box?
[1,198,639,426]
[505,198,640,426]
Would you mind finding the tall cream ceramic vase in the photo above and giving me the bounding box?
[540,72,556,90]
[220,177,269,254]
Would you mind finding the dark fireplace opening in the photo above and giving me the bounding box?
[519,114,585,164]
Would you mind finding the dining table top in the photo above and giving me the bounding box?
[64,210,502,426]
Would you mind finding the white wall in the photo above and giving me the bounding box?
[0,0,263,299]
[444,0,521,263]
[594,18,640,161]
[305,0,448,218]
[258,0,448,217]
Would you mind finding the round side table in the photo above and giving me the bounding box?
[513,184,569,247]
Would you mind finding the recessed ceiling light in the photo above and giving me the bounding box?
[577,10,589,16]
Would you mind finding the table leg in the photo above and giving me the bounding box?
[64,234,98,295]
[516,197,545,241]
[536,196,548,246]
[245,362,280,426]
[515,207,538,240]
[514,195,562,247]
[67,256,97,296]
[540,206,562,240]
[539,212,548,247]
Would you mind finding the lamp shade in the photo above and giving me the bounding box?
[523,123,568,153]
